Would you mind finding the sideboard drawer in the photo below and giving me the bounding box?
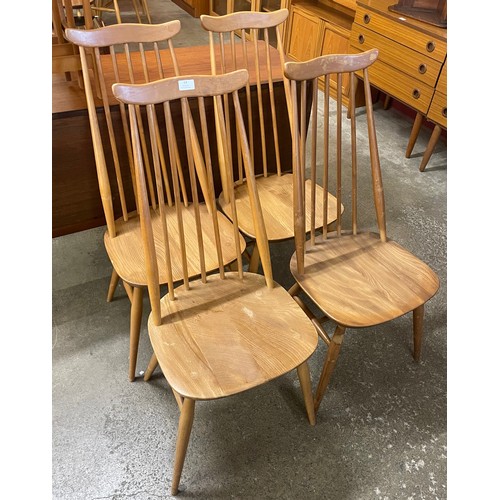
[352,51,434,114]
[350,23,442,87]
[427,91,447,128]
[353,6,446,62]
[436,58,447,94]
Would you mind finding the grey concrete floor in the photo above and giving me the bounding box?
[52,1,448,499]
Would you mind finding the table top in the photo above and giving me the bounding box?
[53,42,286,114]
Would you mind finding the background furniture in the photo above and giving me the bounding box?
[285,0,364,106]
[113,69,318,495]
[406,56,447,171]
[285,48,440,413]
[171,0,209,17]
[349,0,446,169]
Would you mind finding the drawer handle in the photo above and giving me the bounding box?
[412,89,421,99]
[442,107,447,118]
[363,14,371,24]
[358,34,365,44]
[418,64,427,74]
[426,41,436,52]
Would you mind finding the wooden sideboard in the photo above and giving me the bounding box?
[171,0,209,17]
[285,0,367,106]
[349,0,446,168]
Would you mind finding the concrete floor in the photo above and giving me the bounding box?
[52,1,447,498]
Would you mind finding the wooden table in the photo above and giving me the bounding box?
[52,43,292,237]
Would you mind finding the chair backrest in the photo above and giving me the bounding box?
[53,0,94,36]
[283,49,383,274]
[111,70,274,326]
[65,22,184,238]
[200,9,291,193]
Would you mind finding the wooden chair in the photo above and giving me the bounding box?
[52,0,96,84]
[65,22,246,381]
[284,49,440,414]
[111,69,318,495]
[200,8,342,272]
[92,0,153,24]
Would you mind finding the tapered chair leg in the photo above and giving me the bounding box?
[131,0,142,23]
[296,362,316,425]
[106,268,119,302]
[140,0,152,23]
[143,352,158,381]
[248,242,260,273]
[171,398,196,496]
[314,325,346,413]
[413,304,424,362]
[406,112,424,158]
[123,281,134,303]
[129,286,144,382]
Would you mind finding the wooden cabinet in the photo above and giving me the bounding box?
[285,1,358,105]
[171,0,209,17]
[349,0,446,169]
[287,6,321,61]
[349,0,446,115]
[320,21,351,95]
[210,0,284,16]
[427,57,446,128]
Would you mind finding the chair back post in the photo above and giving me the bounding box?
[77,41,117,237]
[231,88,274,287]
[362,67,387,242]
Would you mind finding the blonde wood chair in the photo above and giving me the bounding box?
[52,0,96,83]
[200,8,342,272]
[92,0,152,24]
[284,49,440,414]
[112,69,318,495]
[65,22,246,382]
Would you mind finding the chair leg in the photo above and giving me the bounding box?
[314,325,346,414]
[419,125,442,172]
[140,0,152,23]
[171,398,196,496]
[106,268,119,302]
[406,112,424,158]
[383,94,392,110]
[248,241,260,273]
[131,0,142,23]
[296,362,316,426]
[143,352,158,381]
[129,286,144,382]
[413,304,424,362]
[112,0,122,23]
[123,281,134,303]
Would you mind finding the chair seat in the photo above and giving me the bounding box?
[104,205,246,287]
[290,232,440,328]
[149,272,318,400]
[219,173,343,241]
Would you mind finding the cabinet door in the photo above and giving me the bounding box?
[210,0,233,15]
[320,22,351,96]
[287,7,321,61]
[233,0,254,12]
